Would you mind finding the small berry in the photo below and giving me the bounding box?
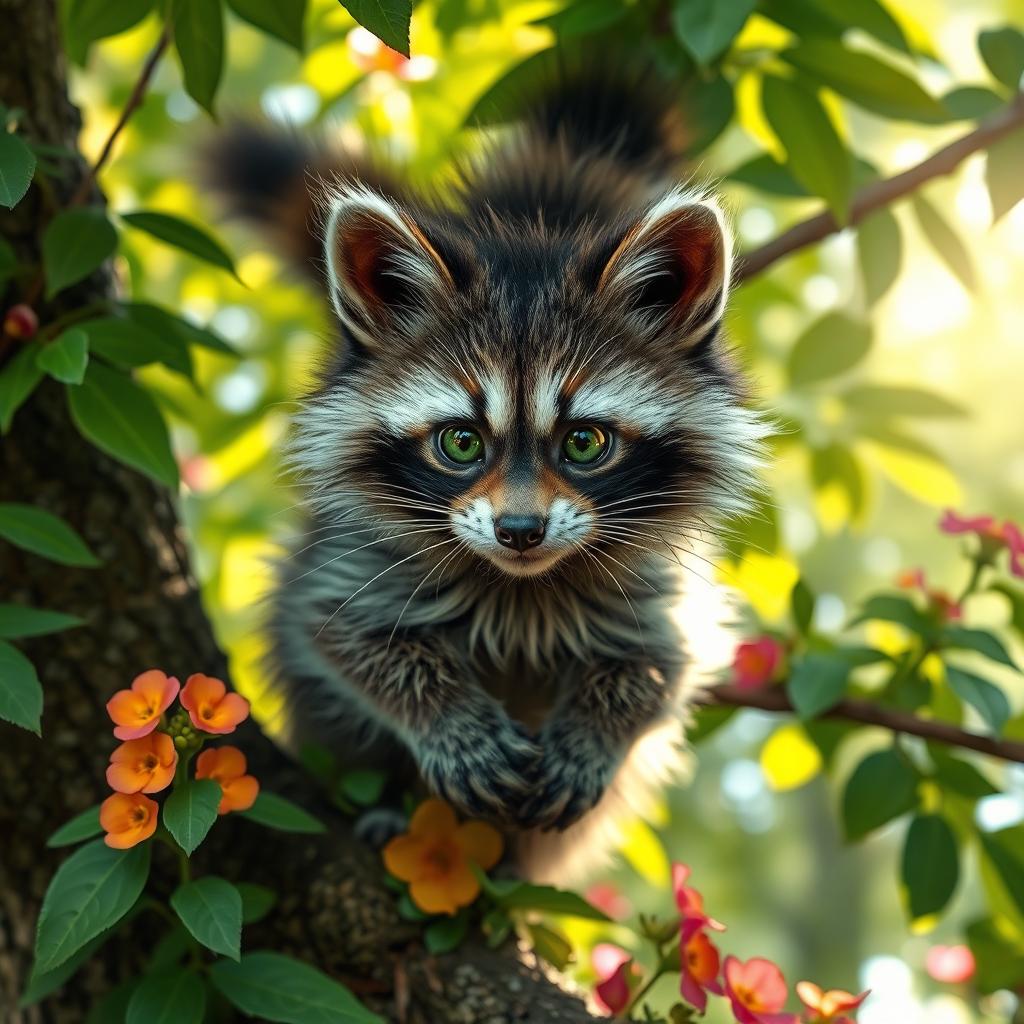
[3,304,39,339]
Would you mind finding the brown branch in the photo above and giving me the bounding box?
[736,91,1024,284]
[700,684,1024,764]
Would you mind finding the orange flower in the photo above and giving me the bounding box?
[180,674,250,734]
[796,981,869,1022]
[195,746,260,814]
[106,670,180,740]
[106,732,178,794]
[100,792,159,849]
[680,930,724,1013]
[383,798,503,916]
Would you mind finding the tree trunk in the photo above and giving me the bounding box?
[0,3,599,1020]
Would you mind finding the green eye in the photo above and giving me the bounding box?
[439,425,485,464]
[562,425,608,465]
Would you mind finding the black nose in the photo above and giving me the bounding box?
[494,515,546,552]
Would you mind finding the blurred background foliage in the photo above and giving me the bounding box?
[55,0,1024,1019]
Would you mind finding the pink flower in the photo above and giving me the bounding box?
[592,945,639,1016]
[925,945,976,984]
[796,981,869,1022]
[680,930,724,1013]
[732,637,785,690]
[673,863,726,941]
[940,510,1024,578]
[585,882,633,921]
[724,957,800,1024]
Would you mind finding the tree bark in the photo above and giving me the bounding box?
[0,3,599,1020]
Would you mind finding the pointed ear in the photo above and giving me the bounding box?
[598,190,732,345]
[324,186,453,343]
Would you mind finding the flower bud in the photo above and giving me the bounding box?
[3,304,39,339]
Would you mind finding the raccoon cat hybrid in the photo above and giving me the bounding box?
[205,70,765,882]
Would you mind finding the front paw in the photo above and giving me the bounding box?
[417,706,540,823]
[518,722,620,831]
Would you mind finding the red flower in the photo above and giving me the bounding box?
[724,956,799,1024]
[732,637,785,690]
[797,981,869,1022]
[585,882,633,921]
[680,930,724,1013]
[673,863,725,941]
[925,945,976,984]
[940,510,1024,577]
[592,948,639,1017]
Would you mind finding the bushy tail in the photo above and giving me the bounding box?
[200,123,403,282]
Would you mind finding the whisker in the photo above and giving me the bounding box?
[286,527,448,586]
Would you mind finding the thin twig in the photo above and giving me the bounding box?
[736,91,1024,284]
[699,683,1024,765]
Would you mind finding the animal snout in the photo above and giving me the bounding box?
[494,515,546,552]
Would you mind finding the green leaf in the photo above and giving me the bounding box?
[37,329,89,385]
[533,0,629,37]
[787,653,848,720]
[338,0,412,57]
[42,208,118,298]
[790,578,815,634]
[20,929,112,1007]
[240,791,326,833]
[670,0,755,66]
[761,74,851,223]
[171,877,242,960]
[986,128,1024,223]
[226,0,306,50]
[0,236,18,283]
[0,131,37,209]
[782,40,949,122]
[851,593,932,636]
[237,882,277,924]
[0,502,100,567]
[524,921,574,970]
[943,626,1017,670]
[122,301,237,356]
[47,805,103,847]
[943,85,1006,120]
[63,0,156,63]
[423,913,468,955]
[912,195,977,293]
[163,779,221,855]
[930,750,999,799]
[992,581,1024,638]
[34,840,150,974]
[857,207,903,306]
[121,211,239,280]
[476,871,612,921]
[760,0,911,55]
[67,362,179,489]
[841,384,967,419]
[81,315,193,378]
[967,917,1024,994]
[679,74,735,156]
[787,312,871,386]
[979,27,1024,90]
[945,665,1011,734]
[901,814,959,919]
[210,951,384,1023]
[464,49,554,128]
[0,345,45,434]
[0,639,43,734]
[727,153,806,197]
[0,603,82,639]
[171,0,225,116]
[842,748,919,841]
[338,769,387,807]
[980,828,1024,918]
[126,967,207,1024]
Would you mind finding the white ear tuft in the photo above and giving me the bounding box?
[323,185,452,344]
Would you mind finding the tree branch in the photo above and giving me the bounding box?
[736,91,1024,284]
[700,684,1024,764]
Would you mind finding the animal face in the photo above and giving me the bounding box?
[289,185,765,583]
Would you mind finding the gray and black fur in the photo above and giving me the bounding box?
[205,68,765,881]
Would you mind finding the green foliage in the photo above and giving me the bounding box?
[0,603,82,639]
[121,211,240,281]
[171,877,243,960]
[0,346,46,433]
[476,868,613,921]
[423,913,469,954]
[67,362,180,489]
[339,1,413,57]
[0,502,100,567]
[163,779,223,855]
[0,131,37,208]
[670,0,755,67]
[857,208,903,306]
[42,208,118,298]
[787,653,849,720]
[80,316,193,378]
[210,951,384,1023]
[240,791,328,833]
[34,840,151,974]
[977,26,1024,90]
[842,748,919,841]
[46,806,103,847]
[901,814,959,919]
[986,128,1024,223]
[944,665,1011,734]
[786,313,871,386]
[171,0,225,116]
[237,882,277,923]
[36,328,89,385]
[125,968,207,1024]
[912,194,977,293]
[226,0,307,51]
[0,639,43,733]
[61,0,156,64]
